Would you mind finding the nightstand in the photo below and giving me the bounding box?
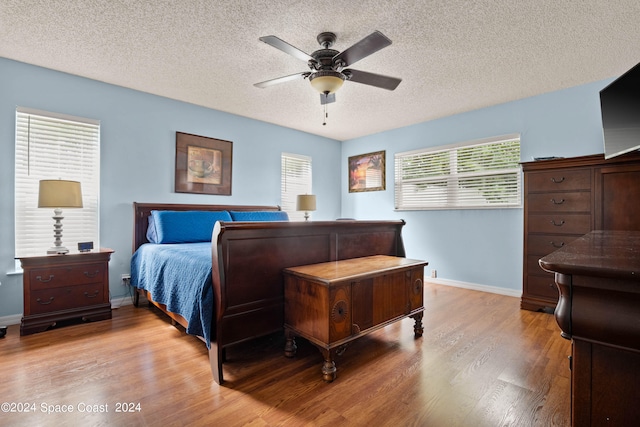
[18,248,114,336]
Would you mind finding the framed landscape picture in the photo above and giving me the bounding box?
[348,150,386,192]
[175,132,232,195]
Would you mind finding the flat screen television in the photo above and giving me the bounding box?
[600,61,640,159]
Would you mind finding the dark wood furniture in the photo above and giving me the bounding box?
[132,203,407,384]
[539,231,640,426]
[282,255,426,382]
[19,249,114,335]
[521,152,640,311]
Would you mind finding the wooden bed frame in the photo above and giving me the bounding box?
[131,202,281,328]
[132,202,407,384]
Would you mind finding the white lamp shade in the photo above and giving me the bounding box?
[296,194,317,211]
[38,180,83,208]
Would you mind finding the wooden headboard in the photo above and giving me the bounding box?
[132,202,281,252]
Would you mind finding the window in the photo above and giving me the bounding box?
[281,153,312,221]
[395,135,521,210]
[15,108,100,257]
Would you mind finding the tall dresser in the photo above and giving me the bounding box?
[521,152,640,311]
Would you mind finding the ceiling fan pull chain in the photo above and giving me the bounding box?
[323,103,328,126]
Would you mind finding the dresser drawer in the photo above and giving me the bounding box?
[526,275,558,300]
[29,263,106,290]
[526,192,591,213]
[527,234,582,255]
[528,214,591,234]
[526,169,591,192]
[29,283,106,314]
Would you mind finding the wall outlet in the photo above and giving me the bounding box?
[121,274,131,286]
[430,269,437,278]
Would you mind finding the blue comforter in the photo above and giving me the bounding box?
[130,242,214,348]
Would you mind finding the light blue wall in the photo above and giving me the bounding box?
[0,58,341,318]
[0,56,616,318]
[341,79,612,292]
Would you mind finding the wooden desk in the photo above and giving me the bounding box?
[283,255,427,382]
[539,231,640,426]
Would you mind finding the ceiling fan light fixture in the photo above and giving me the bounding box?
[309,70,345,94]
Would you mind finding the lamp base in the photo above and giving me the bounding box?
[47,246,69,255]
[47,208,69,254]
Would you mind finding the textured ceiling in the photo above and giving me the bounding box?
[1,0,640,141]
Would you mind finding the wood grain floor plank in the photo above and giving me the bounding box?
[0,283,570,426]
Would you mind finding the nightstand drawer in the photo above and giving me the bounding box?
[30,284,105,314]
[29,262,105,290]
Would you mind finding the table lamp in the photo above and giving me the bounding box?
[38,179,83,254]
[296,194,316,221]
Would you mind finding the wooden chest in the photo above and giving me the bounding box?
[283,255,427,381]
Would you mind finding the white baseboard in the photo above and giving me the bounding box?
[0,314,22,326]
[110,295,135,309]
[426,277,522,298]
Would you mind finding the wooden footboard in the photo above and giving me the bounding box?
[210,219,406,384]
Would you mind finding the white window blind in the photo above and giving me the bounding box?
[281,153,312,221]
[395,135,521,210]
[15,108,100,257]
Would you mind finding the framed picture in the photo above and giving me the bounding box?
[175,132,232,195]
[348,150,386,193]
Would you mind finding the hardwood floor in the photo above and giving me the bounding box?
[0,283,571,426]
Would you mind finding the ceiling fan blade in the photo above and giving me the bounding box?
[259,35,314,62]
[254,72,310,88]
[344,69,401,91]
[333,31,392,67]
[320,93,336,105]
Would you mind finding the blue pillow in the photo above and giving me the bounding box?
[146,215,157,243]
[148,210,232,243]
[229,211,289,221]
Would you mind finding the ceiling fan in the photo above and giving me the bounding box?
[254,31,402,106]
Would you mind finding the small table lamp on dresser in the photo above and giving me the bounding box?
[38,179,83,254]
[17,179,113,336]
[297,194,316,221]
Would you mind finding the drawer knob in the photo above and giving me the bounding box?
[550,241,565,248]
[36,275,54,283]
[84,290,100,298]
[550,177,565,183]
[551,219,565,226]
[36,296,55,305]
[550,198,565,204]
[84,270,100,278]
